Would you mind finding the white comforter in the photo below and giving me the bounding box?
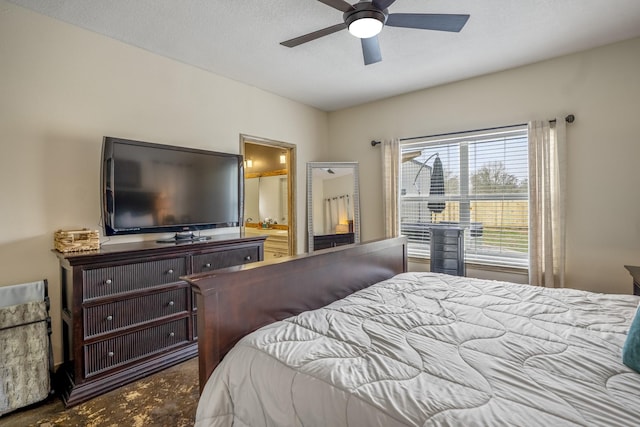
[195,273,640,426]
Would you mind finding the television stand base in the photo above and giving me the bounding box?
[156,232,211,244]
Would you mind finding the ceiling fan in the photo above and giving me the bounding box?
[280,0,469,65]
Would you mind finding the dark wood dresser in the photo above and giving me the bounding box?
[313,232,355,250]
[54,233,265,407]
[624,265,640,296]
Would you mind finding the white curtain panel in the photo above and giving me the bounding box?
[324,197,346,234]
[528,119,567,287]
[338,195,350,224]
[382,139,400,238]
[324,199,331,235]
[330,198,338,232]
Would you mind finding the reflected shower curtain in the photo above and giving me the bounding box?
[528,119,566,288]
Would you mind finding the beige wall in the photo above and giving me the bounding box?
[3,0,640,365]
[328,37,640,295]
[0,1,328,363]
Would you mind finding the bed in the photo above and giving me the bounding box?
[185,237,640,426]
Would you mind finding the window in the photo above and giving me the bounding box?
[399,125,529,269]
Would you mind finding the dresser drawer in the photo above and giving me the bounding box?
[84,318,189,377]
[434,258,462,270]
[192,246,259,273]
[432,235,461,246]
[439,236,461,246]
[442,229,463,237]
[83,257,187,300]
[431,241,461,252]
[434,268,461,276]
[313,233,355,250]
[83,287,189,338]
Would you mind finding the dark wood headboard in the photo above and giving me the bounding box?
[184,236,408,391]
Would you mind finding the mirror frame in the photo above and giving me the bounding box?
[306,161,360,253]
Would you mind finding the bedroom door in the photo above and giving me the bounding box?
[240,134,297,257]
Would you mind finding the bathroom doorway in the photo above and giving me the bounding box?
[240,134,296,259]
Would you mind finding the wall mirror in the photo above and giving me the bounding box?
[307,162,360,252]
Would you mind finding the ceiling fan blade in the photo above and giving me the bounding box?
[280,23,347,48]
[318,0,355,13]
[386,13,470,32]
[372,0,397,10]
[361,36,382,65]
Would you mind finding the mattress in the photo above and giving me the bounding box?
[195,272,640,426]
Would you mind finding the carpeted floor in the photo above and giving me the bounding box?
[0,357,199,427]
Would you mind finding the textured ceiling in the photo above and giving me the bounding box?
[8,0,640,111]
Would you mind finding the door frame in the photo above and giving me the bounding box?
[240,134,297,256]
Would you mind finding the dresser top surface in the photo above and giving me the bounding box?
[54,232,266,265]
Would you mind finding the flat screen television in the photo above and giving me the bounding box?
[101,136,243,242]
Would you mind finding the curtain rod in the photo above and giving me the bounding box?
[370,114,575,146]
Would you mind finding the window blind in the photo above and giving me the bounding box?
[399,126,529,269]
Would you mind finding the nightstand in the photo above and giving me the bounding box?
[430,226,465,277]
[624,265,640,296]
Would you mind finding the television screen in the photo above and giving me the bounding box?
[101,137,243,239]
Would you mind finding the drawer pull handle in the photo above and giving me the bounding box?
[169,332,175,338]
[105,279,113,285]
[244,255,252,261]
[204,263,212,268]
[167,269,174,274]
[168,301,175,307]
[106,315,113,321]
[107,351,114,357]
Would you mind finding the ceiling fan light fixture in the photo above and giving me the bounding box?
[345,8,386,39]
[348,17,383,38]
[282,1,469,66]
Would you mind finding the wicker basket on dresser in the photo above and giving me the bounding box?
[54,233,265,407]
